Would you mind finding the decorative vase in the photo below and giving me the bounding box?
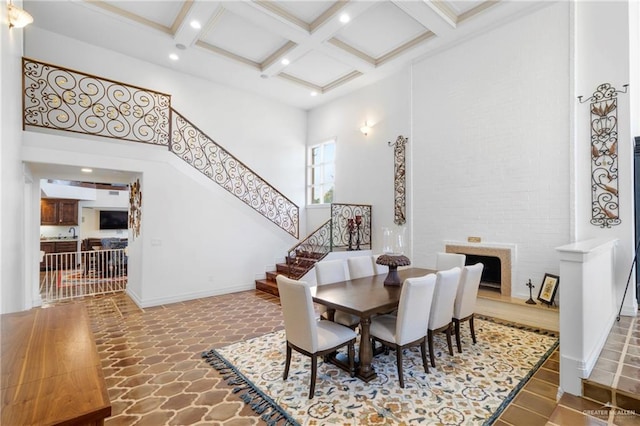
[382,226,406,256]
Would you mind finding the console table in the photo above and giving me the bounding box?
[1,304,111,425]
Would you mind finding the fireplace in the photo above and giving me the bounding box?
[445,243,513,297]
[465,254,501,291]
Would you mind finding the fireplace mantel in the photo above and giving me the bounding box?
[444,241,515,297]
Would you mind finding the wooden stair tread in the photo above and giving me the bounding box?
[255,279,278,296]
[255,250,327,298]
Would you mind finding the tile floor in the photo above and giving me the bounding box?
[48,291,640,425]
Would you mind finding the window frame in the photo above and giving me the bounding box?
[306,139,336,206]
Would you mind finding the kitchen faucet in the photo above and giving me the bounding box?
[68,227,76,238]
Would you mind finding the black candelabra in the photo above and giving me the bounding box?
[525,279,536,305]
[347,216,362,251]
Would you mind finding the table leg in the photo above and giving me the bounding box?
[357,316,377,381]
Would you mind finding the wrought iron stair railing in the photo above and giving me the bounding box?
[283,203,372,280]
[170,110,298,237]
[286,219,332,279]
[22,57,298,238]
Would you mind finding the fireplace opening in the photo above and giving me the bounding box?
[465,254,501,292]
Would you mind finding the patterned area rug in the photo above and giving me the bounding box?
[203,318,557,425]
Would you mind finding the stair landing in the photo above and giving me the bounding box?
[580,313,640,416]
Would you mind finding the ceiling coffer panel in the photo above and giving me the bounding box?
[282,50,355,88]
[199,9,291,64]
[332,2,430,60]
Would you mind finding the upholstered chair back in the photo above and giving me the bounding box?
[276,275,318,353]
[347,256,375,279]
[315,259,347,285]
[395,274,436,345]
[454,263,484,320]
[429,267,462,330]
[435,252,466,271]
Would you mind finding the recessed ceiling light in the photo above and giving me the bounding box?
[310,91,318,97]
[176,43,186,50]
[260,74,269,79]
[281,58,290,66]
[339,13,350,23]
[169,53,179,61]
[190,20,201,29]
[81,168,93,173]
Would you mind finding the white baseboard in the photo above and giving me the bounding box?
[126,284,255,309]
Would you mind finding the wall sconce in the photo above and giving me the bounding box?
[360,121,371,136]
[8,2,33,29]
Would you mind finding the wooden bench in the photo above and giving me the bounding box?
[1,304,111,425]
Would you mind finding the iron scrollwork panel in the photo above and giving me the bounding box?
[331,204,372,250]
[23,58,171,145]
[390,136,408,225]
[171,110,299,238]
[580,83,627,228]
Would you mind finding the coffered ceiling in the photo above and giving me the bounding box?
[24,1,543,110]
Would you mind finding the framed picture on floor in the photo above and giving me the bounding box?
[537,273,559,305]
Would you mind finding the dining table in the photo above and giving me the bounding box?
[312,267,435,382]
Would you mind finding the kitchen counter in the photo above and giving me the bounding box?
[40,237,79,242]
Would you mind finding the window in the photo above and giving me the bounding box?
[307,140,335,205]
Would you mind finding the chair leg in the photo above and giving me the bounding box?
[309,355,317,399]
[454,319,462,353]
[445,324,454,356]
[420,339,429,374]
[428,329,435,368]
[469,315,477,344]
[396,345,405,388]
[348,341,355,378]
[283,344,292,380]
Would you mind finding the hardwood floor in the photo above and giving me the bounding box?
[44,291,639,425]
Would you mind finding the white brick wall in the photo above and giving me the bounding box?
[411,3,571,299]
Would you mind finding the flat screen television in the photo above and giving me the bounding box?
[99,210,128,230]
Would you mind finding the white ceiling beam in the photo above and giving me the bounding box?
[392,0,457,37]
[259,1,378,78]
[173,1,223,48]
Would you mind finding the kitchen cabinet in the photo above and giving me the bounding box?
[40,240,78,271]
[40,199,78,226]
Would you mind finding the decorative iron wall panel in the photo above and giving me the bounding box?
[23,58,170,145]
[390,135,407,225]
[331,203,371,250]
[171,110,299,238]
[579,83,627,228]
[129,178,142,240]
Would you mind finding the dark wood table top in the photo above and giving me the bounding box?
[1,304,111,426]
[313,267,435,318]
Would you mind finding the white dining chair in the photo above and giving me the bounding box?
[372,254,388,275]
[347,256,375,279]
[453,263,484,352]
[427,267,461,367]
[435,252,466,271]
[314,260,360,328]
[370,273,436,388]
[276,275,356,399]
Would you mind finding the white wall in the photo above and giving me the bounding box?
[411,3,571,299]
[0,1,27,313]
[24,27,305,200]
[307,68,412,253]
[22,28,306,308]
[573,1,638,315]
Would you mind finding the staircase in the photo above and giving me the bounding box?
[255,205,374,296]
[255,250,327,296]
